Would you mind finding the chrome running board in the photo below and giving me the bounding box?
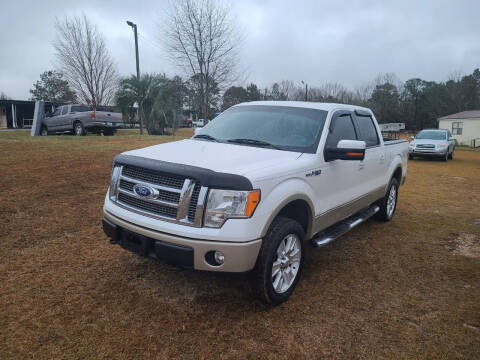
[311,205,380,247]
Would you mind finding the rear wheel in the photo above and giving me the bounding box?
[74,122,85,136]
[250,217,305,305]
[40,126,48,136]
[376,178,399,222]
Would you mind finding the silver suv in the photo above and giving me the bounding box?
[409,129,455,161]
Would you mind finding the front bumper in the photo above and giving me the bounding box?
[103,210,262,272]
[409,149,447,157]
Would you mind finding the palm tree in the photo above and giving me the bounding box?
[116,74,185,135]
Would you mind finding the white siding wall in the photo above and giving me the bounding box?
[439,118,480,146]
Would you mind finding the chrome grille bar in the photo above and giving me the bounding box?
[111,165,208,227]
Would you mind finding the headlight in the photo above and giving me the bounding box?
[109,165,122,199]
[437,144,447,149]
[204,189,260,228]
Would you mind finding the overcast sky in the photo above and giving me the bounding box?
[1,0,479,100]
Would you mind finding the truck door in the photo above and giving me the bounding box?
[46,107,62,130]
[310,111,366,229]
[58,105,70,130]
[352,111,386,197]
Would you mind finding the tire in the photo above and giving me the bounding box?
[376,178,399,222]
[448,149,454,160]
[249,217,305,305]
[73,121,86,136]
[408,154,413,160]
[442,151,448,162]
[40,126,48,136]
[104,130,114,136]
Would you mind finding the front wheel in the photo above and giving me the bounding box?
[442,151,448,162]
[40,126,48,136]
[448,149,454,160]
[376,178,399,222]
[249,217,305,305]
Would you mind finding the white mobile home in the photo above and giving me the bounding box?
[438,110,480,147]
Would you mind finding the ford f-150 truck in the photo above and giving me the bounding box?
[103,101,408,304]
[41,104,123,136]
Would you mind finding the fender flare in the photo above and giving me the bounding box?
[260,193,315,239]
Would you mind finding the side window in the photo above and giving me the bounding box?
[61,106,68,115]
[52,108,61,116]
[326,114,357,148]
[355,115,379,147]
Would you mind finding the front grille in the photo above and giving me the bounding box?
[188,183,202,221]
[122,165,185,189]
[113,164,207,227]
[416,144,435,149]
[118,193,178,219]
[119,179,180,203]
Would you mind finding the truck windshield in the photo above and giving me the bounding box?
[195,105,328,153]
[415,130,446,140]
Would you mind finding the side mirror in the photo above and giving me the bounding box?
[410,136,415,140]
[324,140,366,162]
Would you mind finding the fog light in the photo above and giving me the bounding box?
[214,251,225,265]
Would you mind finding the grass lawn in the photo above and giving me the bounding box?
[1,130,479,359]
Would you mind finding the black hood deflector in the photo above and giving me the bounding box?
[113,154,253,191]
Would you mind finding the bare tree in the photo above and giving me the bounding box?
[54,15,118,107]
[164,0,241,120]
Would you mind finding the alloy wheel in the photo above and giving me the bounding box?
[271,234,301,293]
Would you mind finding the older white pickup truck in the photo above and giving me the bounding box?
[103,101,408,304]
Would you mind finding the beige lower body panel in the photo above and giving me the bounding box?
[104,211,262,272]
[312,186,386,235]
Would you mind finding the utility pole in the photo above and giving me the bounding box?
[126,20,143,134]
[301,80,308,101]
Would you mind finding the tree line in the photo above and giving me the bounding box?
[26,0,480,134]
[221,70,480,130]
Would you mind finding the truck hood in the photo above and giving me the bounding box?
[122,139,301,177]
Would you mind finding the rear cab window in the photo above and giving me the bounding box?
[61,106,68,115]
[71,105,90,113]
[354,114,379,147]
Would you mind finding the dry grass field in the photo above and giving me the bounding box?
[1,129,479,359]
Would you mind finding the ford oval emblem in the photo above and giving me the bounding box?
[133,184,155,198]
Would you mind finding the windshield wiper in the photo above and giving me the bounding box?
[227,138,281,150]
[193,134,219,142]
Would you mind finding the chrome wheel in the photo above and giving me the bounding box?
[386,184,397,218]
[271,234,301,294]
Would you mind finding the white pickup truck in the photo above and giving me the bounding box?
[103,101,408,304]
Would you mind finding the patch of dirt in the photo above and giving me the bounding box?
[446,233,480,258]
